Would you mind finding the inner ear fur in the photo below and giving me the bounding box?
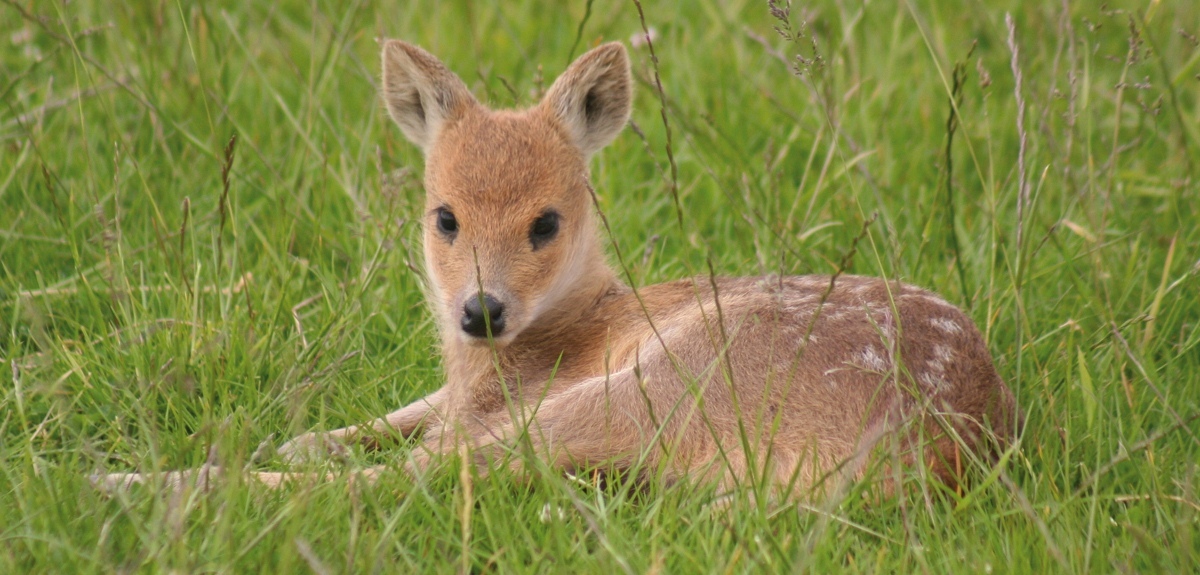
[540,42,633,157]
[381,40,477,152]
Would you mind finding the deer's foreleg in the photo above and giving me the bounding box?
[277,386,448,463]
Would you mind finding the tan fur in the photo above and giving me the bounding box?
[98,41,1019,500]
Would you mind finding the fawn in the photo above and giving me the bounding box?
[99,40,1018,499]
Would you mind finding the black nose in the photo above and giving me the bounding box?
[462,294,505,338]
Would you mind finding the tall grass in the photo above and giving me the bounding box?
[2,0,1197,572]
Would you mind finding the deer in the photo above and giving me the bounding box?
[97,40,1019,501]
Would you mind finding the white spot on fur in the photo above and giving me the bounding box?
[933,344,954,366]
[930,317,963,334]
[919,372,950,392]
[917,344,956,393]
[821,309,847,322]
[853,345,888,372]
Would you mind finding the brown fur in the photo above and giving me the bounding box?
[98,41,1018,500]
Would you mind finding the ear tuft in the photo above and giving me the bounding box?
[381,40,477,152]
[540,42,632,157]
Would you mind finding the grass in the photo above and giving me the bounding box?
[2,0,1198,572]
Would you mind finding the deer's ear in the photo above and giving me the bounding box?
[381,40,477,152]
[540,42,632,157]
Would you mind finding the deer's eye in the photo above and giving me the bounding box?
[529,210,559,249]
[435,208,458,239]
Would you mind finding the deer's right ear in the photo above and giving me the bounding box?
[381,40,477,152]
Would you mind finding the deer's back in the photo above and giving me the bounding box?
[569,275,1016,477]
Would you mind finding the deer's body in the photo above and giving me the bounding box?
[409,274,1013,494]
[99,41,1018,500]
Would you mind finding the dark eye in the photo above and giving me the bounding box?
[529,210,559,249]
[436,208,458,239]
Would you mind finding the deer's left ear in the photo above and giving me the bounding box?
[540,42,632,158]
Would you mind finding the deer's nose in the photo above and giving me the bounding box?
[462,293,505,338]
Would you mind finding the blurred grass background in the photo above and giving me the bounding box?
[1,0,1198,572]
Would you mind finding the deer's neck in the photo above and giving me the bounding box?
[441,259,624,415]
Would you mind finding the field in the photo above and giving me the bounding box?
[2,0,1198,572]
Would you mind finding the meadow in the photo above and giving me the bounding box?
[2,0,1198,572]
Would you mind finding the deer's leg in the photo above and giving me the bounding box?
[94,389,447,493]
[413,369,693,482]
[93,465,388,493]
[277,386,447,463]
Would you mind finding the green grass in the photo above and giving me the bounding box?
[2,0,1198,572]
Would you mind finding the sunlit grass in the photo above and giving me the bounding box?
[2,0,1198,572]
